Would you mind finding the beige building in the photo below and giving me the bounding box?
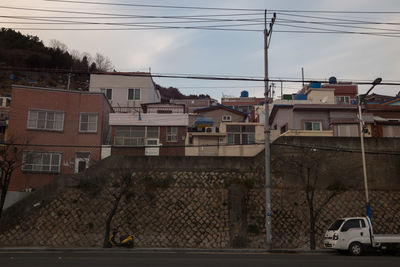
[89,72,161,112]
[185,122,264,157]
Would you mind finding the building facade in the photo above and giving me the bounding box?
[89,72,161,112]
[7,85,112,192]
[109,113,188,156]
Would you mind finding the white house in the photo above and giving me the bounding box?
[89,72,161,112]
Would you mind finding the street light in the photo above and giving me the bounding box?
[357,77,382,219]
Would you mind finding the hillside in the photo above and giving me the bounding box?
[0,28,208,101]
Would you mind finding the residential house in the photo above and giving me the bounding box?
[170,98,211,113]
[7,85,112,194]
[185,122,264,156]
[89,72,161,112]
[221,91,264,122]
[365,97,400,137]
[141,102,185,114]
[269,80,400,140]
[190,104,247,130]
[109,112,188,156]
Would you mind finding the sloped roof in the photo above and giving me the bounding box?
[194,105,248,117]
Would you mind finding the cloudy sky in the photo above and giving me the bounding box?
[2,0,400,100]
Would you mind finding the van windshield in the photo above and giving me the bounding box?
[328,219,345,231]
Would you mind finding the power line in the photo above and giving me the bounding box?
[3,66,400,86]
[44,0,400,14]
[44,0,263,12]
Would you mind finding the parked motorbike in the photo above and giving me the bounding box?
[108,228,134,248]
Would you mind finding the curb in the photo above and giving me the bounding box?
[0,247,333,254]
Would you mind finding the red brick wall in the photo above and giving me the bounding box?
[7,87,111,191]
[110,126,186,156]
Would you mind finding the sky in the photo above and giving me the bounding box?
[2,0,400,101]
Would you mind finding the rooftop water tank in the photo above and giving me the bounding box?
[295,93,307,100]
[240,90,249,97]
[309,82,321,88]
[329,76,337,84]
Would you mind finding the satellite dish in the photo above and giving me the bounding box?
[321,96,328,103]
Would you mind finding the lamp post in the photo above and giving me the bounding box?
[357,77,382,219]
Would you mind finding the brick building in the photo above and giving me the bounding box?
[109,113,188,156]
[7,85,113,192]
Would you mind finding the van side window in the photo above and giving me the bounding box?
[360,219,366,228]
[341,219,361,232]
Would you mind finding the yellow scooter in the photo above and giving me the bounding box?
[108,228,134,248]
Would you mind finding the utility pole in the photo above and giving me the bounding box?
[264,10,275,251]
[67,72,71,91]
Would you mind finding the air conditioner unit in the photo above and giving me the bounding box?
[205,127,216,133]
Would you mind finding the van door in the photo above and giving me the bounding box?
[339,219,363,249]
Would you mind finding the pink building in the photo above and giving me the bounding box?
[7,85,112,192]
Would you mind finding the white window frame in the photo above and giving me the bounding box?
[226,125,255,145]
[114,126,159,146]
[335,96,350,104]
[22,151,62,173]
[27,110,64,131]
[304,121,322,131]
[128,88,140,100]
[222,115,232,122]
[79,113,98,133]
[167,126,178,142]
[101,88,112,100]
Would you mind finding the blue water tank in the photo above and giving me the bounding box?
[329,76,337,84]
[309,82,321,88]
[240,90,249,97]
[295,93,307,100]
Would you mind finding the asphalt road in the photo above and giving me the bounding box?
[0,251,399,267]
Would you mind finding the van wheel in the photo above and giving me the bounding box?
[349,242,363,256]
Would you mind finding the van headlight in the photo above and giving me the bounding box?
[333,233,339,240]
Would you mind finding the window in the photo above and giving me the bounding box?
[341,219,361,232]
[227,125,255,145]
[222,115,232,122]
[114,126,159,146]
[80,113,98,133]
[336,96,350,104]
[304,121,321,131]
[22,151,61,173]
[101,88,112,100]
[27,110,64,131]
[280,124,288,134]
[128,88,140,100]
[167,127,178,142]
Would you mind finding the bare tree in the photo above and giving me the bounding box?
[49,39,68,52]
[273,147,345,249]
[0,139,29,219]
[102,169,133,248]
[69,49,81,61]
[94,53,113,72]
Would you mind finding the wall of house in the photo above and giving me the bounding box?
[270,107,293,132]
[292,110,330,130]
[7,87,109,191]
[306,89,335,104]
[110,126,186,156]
[89,74,160,108]
[196,109,245,128]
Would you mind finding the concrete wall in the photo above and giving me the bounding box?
[1,137,399,249]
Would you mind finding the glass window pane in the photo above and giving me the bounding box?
[305,122,312,130]
[134,89,140,100]
[81,114,88,123]
[51,154,60,165]
[128,89,134,100]
[234,134,241,145]
[313,123,321,131]
[227,125,240,132]
[147,127,159,138]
